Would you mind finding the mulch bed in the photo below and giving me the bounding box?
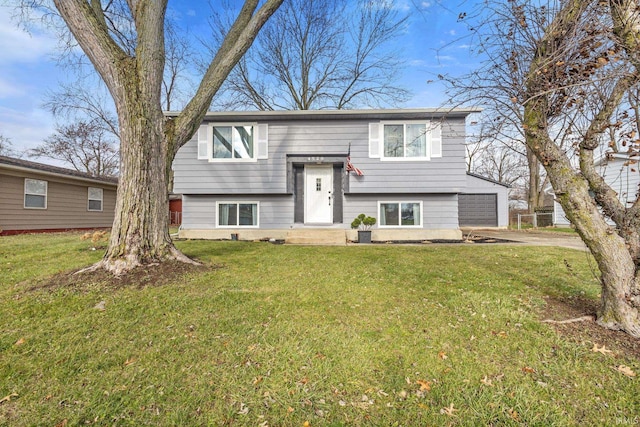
[27,261,214,293]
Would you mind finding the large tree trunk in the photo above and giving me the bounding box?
[525,146,542,212]
[52,0,284,275]
[525,105,640,337]
[549,166,640,337]
[97,109,191,274]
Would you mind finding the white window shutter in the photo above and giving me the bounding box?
[430,122,442,158]
[369,123,381,158]
[197,124,209,160]
[256,124,269,159]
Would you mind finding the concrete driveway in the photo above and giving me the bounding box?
[463,228,588,251]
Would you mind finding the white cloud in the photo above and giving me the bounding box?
[408,59,428,67]
[0,78,26,99]
[0,105,55,151]
[0,8,56,63]
[421,1,432,8]
[449,29,457,36]
[186,9,196,17]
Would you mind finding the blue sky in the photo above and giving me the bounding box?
[0,1,476,155]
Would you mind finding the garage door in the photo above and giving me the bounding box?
[458,194,498,227]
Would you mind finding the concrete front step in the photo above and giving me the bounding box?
[285,228,347,245]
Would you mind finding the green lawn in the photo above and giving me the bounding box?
[1,233,638,426]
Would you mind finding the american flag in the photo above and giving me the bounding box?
[346,144,364,176]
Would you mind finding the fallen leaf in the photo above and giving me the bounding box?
[509,408,520,421]
[0,393,18,404]
[253,376,263,385]
[416,380,432,391]
[522,366,536,374]
[440,403,457,416]
[94,301,106,311]
[303,422,311,427]
[438,351,448,360]
[14,338,25,346]
[480,376,493,387]
[592,344,613,355]
[288,406,295,413]
[124,358,136,366]
[54,420,68,427]
[238,402,249,415]
[616,365,636,377]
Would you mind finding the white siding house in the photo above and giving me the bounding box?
[553,153,640,226]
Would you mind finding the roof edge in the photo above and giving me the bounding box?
[165,107,482,121]
[0,156,118,187]
[466,172,511,188]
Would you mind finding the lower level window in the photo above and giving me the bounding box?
[218,202,258,227]
[379,202,422,227]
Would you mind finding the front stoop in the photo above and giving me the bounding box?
[285,229,347,246]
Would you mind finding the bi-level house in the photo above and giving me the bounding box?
[172,109,507,242]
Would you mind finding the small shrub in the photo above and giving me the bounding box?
[351,213,376,230]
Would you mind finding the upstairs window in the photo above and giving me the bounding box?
[369,121,442,160]
[88,187,103,211]
[384,124,427,158]
[213,125,254,160]
[24,178,47,209]
[198,123,268,162]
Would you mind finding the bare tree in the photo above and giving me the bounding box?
[18,0,283,274]
[42,18,195,142]
[29,120,119,177]
[215,0,409,110]
[459,0,640,336]
[0,134,17,157]
[43,80,120,139]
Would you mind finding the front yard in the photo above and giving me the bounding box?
[1,233,638,425]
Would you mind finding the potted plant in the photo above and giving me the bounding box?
[351,213,376,243]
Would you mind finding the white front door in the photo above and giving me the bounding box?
[305,165,333,224]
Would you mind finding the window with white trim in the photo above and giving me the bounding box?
[88,187,103,211]
[378,201,422,227]
[24,178,47,209]
[217,202,259,227]
[369,121,442,160]
[197,123,269,162]
[213,125,254,160]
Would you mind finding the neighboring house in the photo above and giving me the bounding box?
[553,152,640,226]
[172,108,507,242]
[0,156,117,235]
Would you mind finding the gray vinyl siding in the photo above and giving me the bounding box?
[182,194,294,229]
[344,194,459,229]
[0,171,116,232]
[173,117,467,195]
[182,193,458,230]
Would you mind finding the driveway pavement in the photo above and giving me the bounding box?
[463,228,588,251]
